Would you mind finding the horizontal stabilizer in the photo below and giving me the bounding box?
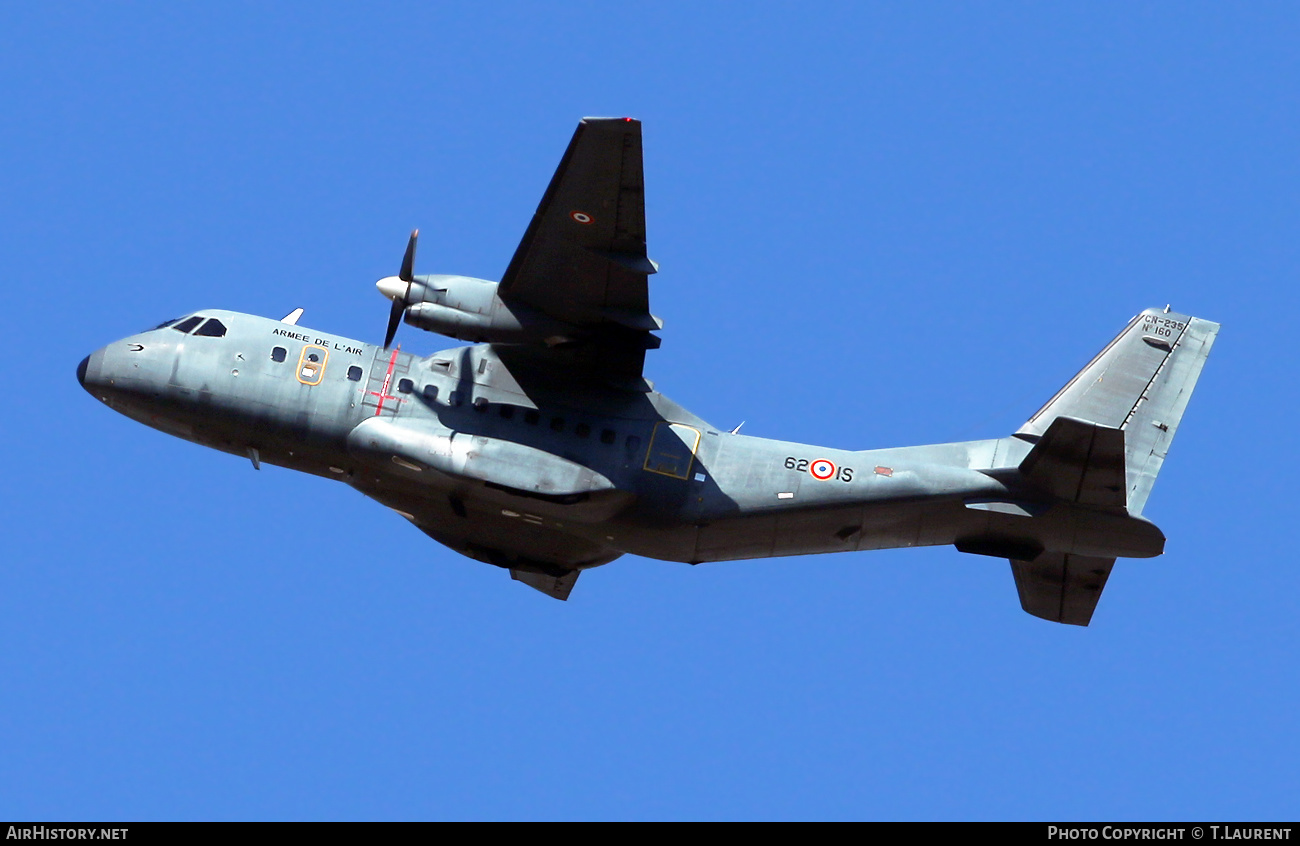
[511,568,580,601]
[1011,552,1115,626]
[1019,416,1126,508]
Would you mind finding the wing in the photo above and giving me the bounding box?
[499,117,660,383]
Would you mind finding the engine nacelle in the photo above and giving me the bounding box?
[404,301,572,344]
[401,275,574,344]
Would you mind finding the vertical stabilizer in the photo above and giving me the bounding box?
[1018,308,1219,514]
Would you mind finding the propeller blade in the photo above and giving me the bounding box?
[380,229,419,348]
[384,298,405,349]
[400,229,419,282]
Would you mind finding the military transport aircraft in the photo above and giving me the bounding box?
[77,117,1219,625]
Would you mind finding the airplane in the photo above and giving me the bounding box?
[77,117,1219,625]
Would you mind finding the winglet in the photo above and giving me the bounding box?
[281,308,304,325]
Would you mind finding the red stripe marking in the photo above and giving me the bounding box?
[368,346,403,415]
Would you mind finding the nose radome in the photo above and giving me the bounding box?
[76,349,104,395]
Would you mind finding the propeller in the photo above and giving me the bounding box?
[376,229,418,348]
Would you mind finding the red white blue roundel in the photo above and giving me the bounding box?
[809,458,836,480]
[570,210,594,224]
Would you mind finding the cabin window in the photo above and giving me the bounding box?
[600,429,616,445]
[347,365,363,381]
[398,378,414,394]
[524,410,539,425]
[550,417,565,432]
[575,423,590,438]
[193,318,227,337]
[423,385,438,401]
[172,316,204,334]
[498,405,514,420]
[271,346,287,362]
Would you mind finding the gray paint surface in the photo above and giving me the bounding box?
[77,119,1219,626]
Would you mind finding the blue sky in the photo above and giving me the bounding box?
[3,3,1297,821]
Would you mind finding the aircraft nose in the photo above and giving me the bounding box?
[77,349,104,394]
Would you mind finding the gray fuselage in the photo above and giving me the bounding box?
[78,309,1165,579]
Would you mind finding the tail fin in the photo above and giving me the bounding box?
[1018,308,1219,514]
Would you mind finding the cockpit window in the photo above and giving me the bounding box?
[172,316,204,334]
[193,318,227,337]
[153,317,183,330]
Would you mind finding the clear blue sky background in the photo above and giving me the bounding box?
[2,3,1296,821]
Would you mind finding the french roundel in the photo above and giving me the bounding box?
[570,210,594,224]
[809,459,836,480]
